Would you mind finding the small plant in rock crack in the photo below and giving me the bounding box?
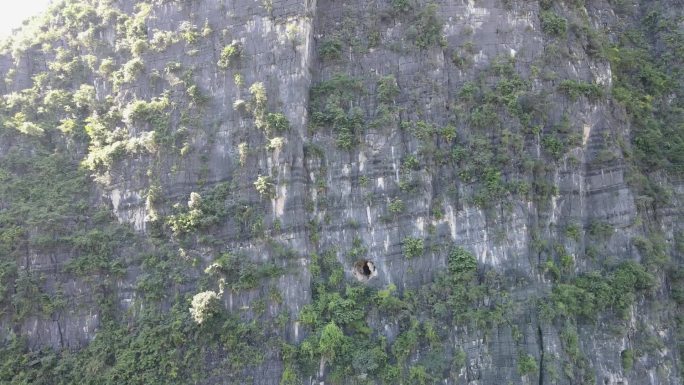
[402,237,424,259]
[254,175,275,198]
[218,42,241,69]
[388,198,405,214]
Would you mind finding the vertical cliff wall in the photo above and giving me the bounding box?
[0,0,681,384]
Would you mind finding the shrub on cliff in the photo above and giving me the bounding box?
[218,42,241,69]
[189,290,220,325]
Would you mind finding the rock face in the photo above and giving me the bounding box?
[0,0,681,384]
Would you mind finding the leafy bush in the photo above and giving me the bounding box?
[254,175,275,198]
[377,75,399,103]
[542,135,565,160]
[401,155,420,173]
[517,353,538,376]
[280,366,299,385]
[391,0,412,13]
[388,198,405,214]
[189,291,221,325]
[43,89,73,111]
[621,349,634,371]
[149,29,178,52]
[267,137,285,151]
[336,128,356,150]
[179,21,200,44]
[318,322,346,362]
[0,261,17,302]
[205,252,282,291]
[632,235,670,267]
[238,142,249,166]
[166,183,231,235]
[167,205,202,235]
[391,325,420,362]
[351,346,387,375]
[469,104,499,129]
[217,42,241,69]
[265,113,290,133]
[413,4,443,48]
[565,223,582,241]
[402,237,424,259]
[319,39,342,60]
[309,74,366,149]
[130,39,148,56]
[408,365,432,385]
[540,11,567,36]
[558,80,603,101]
[587,221,613,238]
[249,82,268,110]
[472,168,508,207]
[124,96,170,129]
[447,247,477,276]
[122,57,144,82]
[15,120,44,136]
[73,84,96,109]
[548,261,655,320]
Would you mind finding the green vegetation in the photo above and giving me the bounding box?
[121,57,144,82]
[401,154,420,172]
[558,80,604,101]
[542,261,655,321]
[402,237,424,259]
[472,168,509,208]
[621,348,634,371]
[447,247,477,275]
[391,0,412,13]
[587,221,614,239]
[388,197,405,214]
[565,223,582,241]
[254,175,276,198]
[217,42,241,69]
[632,234,670,268]
[291,246,507,382]
[606,7,683,191]
[0,2,278,384]
[0,294,273,384]
[377,75,400,103]
[517,353,538,376]
[190,290,221,324]
[267,136,285,151]
[319,38,342,60]
[179,21,201,44]
[124,95,171,129]
[309,74,365,150]
[205,252,283,292]
[540,11,567,37]
[265,112,290,133]
[166,183,231,235]
[412,4,444,49]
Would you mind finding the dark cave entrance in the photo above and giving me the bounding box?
[362,263,371,276]
[353,260,377,282]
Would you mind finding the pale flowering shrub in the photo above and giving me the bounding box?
[189,290,220,325]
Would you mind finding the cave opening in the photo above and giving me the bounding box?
[353,260,377,282]
[362,263,371,276]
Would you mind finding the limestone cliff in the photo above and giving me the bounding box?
[0,0,681,384]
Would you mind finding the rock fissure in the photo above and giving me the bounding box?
[538,324,544,385]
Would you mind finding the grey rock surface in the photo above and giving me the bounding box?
[0,0,681,384]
